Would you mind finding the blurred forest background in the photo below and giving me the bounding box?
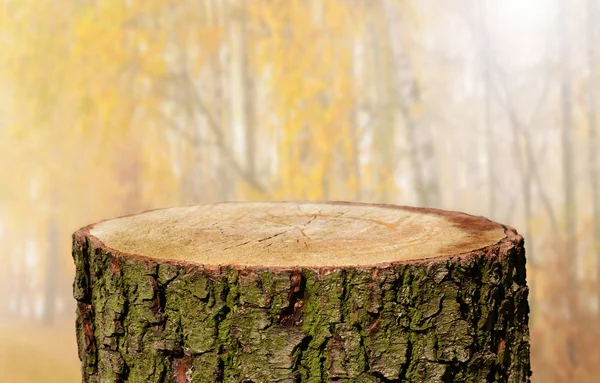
[0,0,598,381]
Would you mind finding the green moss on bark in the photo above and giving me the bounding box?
[73,232,531,382]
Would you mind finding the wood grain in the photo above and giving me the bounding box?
[87,201,508,267]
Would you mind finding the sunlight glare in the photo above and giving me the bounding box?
[493,0,555,31]
[488,0,557,68]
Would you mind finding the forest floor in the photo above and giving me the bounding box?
[0,319,79,383]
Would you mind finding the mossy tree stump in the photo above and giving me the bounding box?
[72,202,531,382]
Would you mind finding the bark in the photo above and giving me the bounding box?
[73,203,530,382]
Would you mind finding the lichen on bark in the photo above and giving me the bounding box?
[73,229,530,382]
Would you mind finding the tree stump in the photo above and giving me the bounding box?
[72,202,531,383]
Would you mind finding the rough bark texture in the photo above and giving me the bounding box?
[73,203,530,382]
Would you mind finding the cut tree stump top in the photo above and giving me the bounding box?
[84,201,509,269]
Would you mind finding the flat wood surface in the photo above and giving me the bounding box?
[87,202,507,267]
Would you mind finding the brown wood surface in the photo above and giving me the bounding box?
[85,201,509,269]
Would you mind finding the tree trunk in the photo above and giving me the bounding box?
[586,0,600,312]
[370,10,395,203]
[43,213,59,324]
[73,202,531,382]
[381,0,439,207]
[559,0,576,274]
[476,0,496,220]
[240,0,256,183]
